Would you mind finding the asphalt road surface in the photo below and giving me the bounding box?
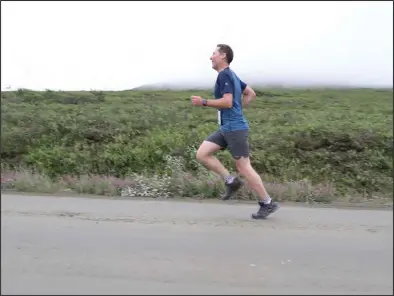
[1,194,393,295]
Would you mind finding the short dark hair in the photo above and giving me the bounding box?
[217,44,233,64]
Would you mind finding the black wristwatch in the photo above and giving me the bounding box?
[202,99,207,106]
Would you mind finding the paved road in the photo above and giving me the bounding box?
[1,194,393,295]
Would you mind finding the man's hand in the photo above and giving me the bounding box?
[191,95,204,106]
[242,86,256,107]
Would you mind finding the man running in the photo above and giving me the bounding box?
[190,44,279,219]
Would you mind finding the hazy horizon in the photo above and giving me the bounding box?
[1,1,393,91]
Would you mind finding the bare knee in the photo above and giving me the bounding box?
[235,157,252,175]
[196,141,221,163]
[196,149,208,162]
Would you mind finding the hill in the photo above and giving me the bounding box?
[1,88,393,203]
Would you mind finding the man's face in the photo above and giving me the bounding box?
[210,47,225,70]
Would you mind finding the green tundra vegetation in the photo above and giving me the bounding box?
[1,88,392,203]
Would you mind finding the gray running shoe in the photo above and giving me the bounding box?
[222,177,243,200]
[251,200,280,219]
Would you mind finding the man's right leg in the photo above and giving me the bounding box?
[196,140,229,178]
[196,131,243,200]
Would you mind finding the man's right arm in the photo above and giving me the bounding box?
[240,80,256,107]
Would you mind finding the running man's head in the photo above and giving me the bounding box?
[210,44,233,71]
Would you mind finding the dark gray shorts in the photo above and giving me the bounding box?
[206,129,250,159]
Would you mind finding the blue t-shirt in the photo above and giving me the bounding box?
[214,67,249,132]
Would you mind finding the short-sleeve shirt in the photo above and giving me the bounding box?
[214,67,249,132]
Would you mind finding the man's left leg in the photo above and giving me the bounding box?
[235,157,279,219]
[225,130,280,219]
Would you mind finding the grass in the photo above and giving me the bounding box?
[1,87,393,203]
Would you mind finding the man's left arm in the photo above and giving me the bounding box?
[191,72,233,109]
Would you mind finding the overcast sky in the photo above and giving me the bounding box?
[1,1,393,90]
